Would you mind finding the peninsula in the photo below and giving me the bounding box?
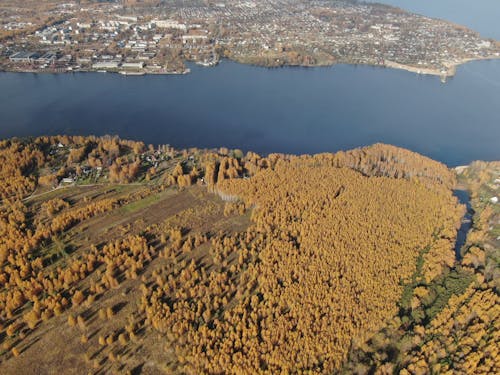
[1,0,499,77]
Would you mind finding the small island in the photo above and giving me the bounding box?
[1,0,499,78]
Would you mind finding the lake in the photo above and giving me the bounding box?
[1,59,499,166]
[364,0,500,40]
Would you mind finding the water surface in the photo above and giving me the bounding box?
[453,190,474,259]
[1,60,499,166]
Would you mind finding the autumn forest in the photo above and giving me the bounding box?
[0,136,498,374]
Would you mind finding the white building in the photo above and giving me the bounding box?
[62,177,75,184]
[121,62,145,69]
[92,61,120,70]
[182,35,208,43]
[152,20,187,31]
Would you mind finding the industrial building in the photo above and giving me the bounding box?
[9,51,40,63]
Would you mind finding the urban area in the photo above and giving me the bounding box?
[1,0,499,77]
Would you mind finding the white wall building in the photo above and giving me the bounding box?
[152,20,187,31]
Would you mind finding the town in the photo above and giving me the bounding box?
[1,0,500,77]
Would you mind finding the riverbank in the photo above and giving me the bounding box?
[384,55,500,78]
[0,65,191,76]
[2,54,500,79]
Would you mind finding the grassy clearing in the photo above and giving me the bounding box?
[120,189,175,214]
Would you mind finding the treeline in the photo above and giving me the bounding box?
[142,143,456,193]
[0,136,456,201]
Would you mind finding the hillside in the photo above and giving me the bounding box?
[0,136,497,374]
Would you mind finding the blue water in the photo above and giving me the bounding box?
[365,0,500,40]
[0,59,499,166]
[453,189,474,259]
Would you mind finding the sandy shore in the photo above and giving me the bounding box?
[384,55,500,78]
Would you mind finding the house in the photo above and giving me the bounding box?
[62,177,75,184]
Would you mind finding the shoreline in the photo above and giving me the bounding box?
[0,67,191,76]
[1,55,500,79]
[384,55,500,78]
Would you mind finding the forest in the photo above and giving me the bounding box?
[0,135,497,374]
